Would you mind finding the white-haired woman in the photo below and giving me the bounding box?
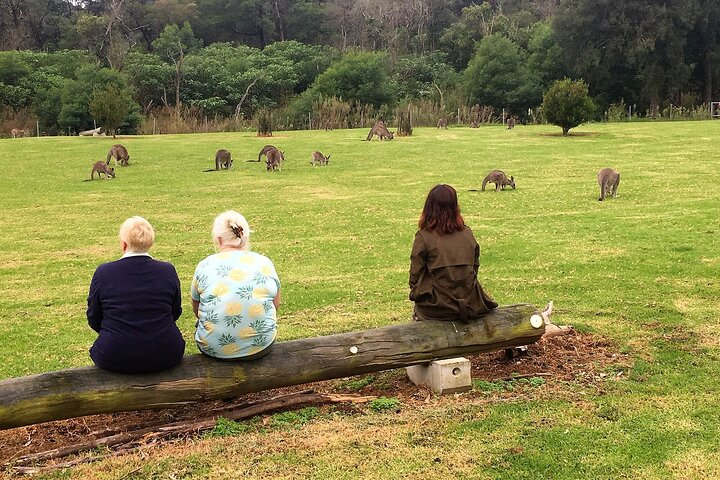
[191,210,281,360]
[87,216,185,373]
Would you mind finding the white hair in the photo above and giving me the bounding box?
[212,210,251,250]
[119,216,155,253]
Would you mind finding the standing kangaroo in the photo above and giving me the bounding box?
[311,151,330,166]
[437,118,448,129]
[597,168,620,201]
[106,144,130,167]
[215,149,233,170]
[266,148,284,171]
[481,170,516,191]
[470,121,479,128]
[90,161,115,180]
[11,128,26,138]
[507,117,516,129]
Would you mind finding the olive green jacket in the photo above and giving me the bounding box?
[409,227,497,321]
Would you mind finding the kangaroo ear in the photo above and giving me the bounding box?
[510,176,514,181]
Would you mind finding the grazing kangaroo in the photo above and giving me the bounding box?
[257,144,283,162]
[11,128,26,138]
[324,121,333,131]
[507,117,516,129]
[437,118,448,129]
[366,121,394,141]
[481,170,515,192]
[90,161,115,180]
[311,151,330,166]
[106,144,130,167]
[597,168,620,201]
[470,121,479,128]
[266,148,284,171]
[215,149,232,170]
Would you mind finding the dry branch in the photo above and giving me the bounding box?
[10,391,375,467]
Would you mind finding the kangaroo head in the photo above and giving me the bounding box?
[107,167,115,178]
[509,176,515,189]
[325,155,331,161]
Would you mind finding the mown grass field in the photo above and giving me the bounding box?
[1,121,719,478]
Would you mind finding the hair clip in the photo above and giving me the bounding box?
[229,222,244,239]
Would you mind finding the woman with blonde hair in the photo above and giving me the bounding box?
[87,216,185,373]
[191,210,281,360]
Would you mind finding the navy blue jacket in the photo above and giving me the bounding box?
[87,255,185,373]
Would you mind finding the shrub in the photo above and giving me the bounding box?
[542,78,596,135]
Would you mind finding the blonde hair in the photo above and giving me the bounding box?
[119,216,155,253]
[212,210,251,250]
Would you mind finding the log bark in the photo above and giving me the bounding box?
[0,304,543,430]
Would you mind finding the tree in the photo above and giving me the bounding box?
[542,78,596,135]
[89,84,133,137]
[152,22,202,111]
[309,51,396,108]
[463,34,542,112]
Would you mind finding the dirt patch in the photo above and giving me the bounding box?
[0,330,627,468]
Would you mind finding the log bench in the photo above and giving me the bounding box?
[0,304,546,430]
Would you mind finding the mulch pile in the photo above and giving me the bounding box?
[0,329,628,468]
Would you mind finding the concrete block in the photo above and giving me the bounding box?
[406,357,472,395]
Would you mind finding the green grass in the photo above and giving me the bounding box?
[3,121,720,478]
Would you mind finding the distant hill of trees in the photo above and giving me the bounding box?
[2,0,719,134]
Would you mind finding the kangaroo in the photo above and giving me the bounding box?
[481,170,515,192]
[470,121,479,128]
[366,121,394,141]
[106,144,130,167]
[256,144,280,162]
[597,168,620,201]
[324,121,333,131]
[507,117,516,129]
[11,128,26,138]
[215,149,232,170]
[311,151,330,166]
[90,161,115,180]
[437,118,448,129]
[266,148,284,171]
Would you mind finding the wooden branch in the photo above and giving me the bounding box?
[10,391,375,466]
[234,76,262,118]
[0,304,544,430]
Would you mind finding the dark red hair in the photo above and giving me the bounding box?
[418,184,465,234]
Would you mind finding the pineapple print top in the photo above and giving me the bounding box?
[191,250,280,359]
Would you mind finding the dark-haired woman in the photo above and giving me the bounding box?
[409,184,498,321]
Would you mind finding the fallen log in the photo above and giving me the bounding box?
[0,303,544,430]
[11,391,376,467]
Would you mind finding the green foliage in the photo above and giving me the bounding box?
[463,34,542,113]
[270,407,320,428]
[335,375,376,391]
[369,397,401,413]
[309,51,397,109]
[542,78,596,135]
[152,22,203,64]
[204,417,251,437]
[89,84,135,135]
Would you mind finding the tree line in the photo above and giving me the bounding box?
[1,0,719,134]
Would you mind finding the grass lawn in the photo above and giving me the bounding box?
[0,121,719,478]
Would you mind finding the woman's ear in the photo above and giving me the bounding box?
[216,237,224,248]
